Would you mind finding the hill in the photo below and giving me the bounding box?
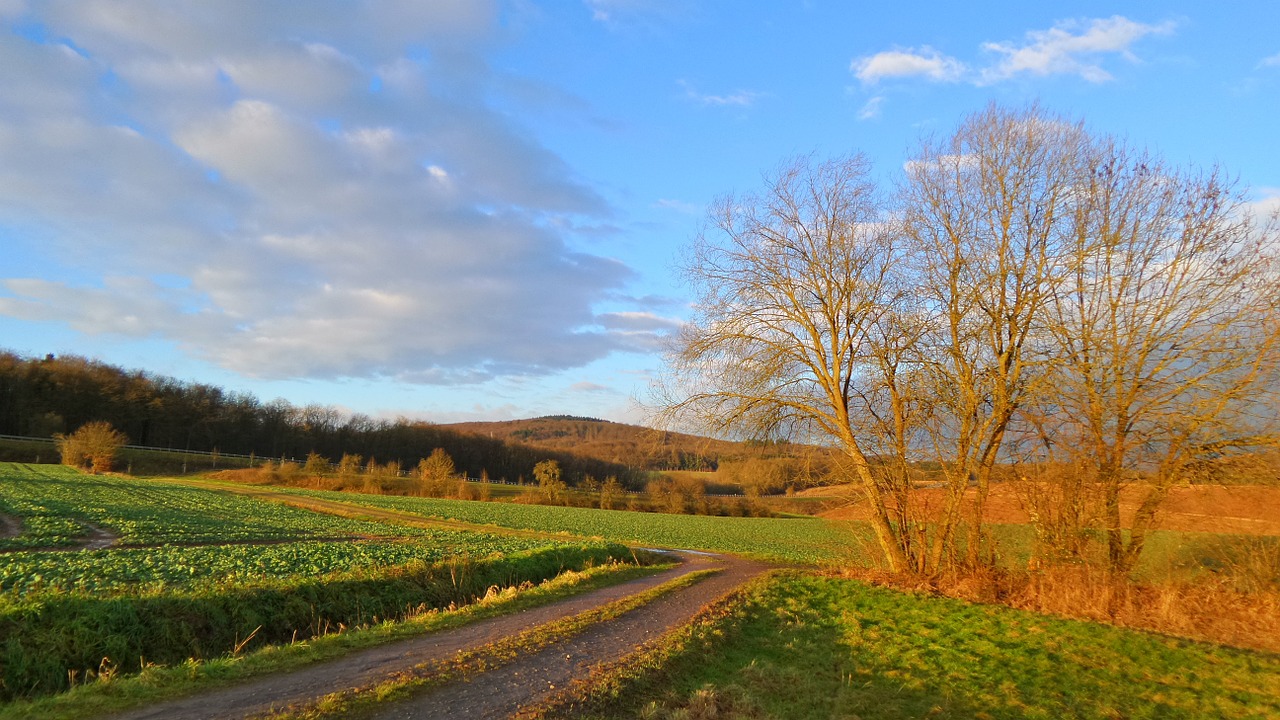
[445,416,757,472]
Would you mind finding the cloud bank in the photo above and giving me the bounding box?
[0,1,671,384]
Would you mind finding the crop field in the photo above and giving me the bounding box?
[280,487,867,564]
[556,572,1280,720]
[0,533,571,598]
[0,463,422,550]
[0,463,645,707]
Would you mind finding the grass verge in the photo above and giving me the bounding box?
[263,568,721,719]
[531,570,1280,720]
[0,557,671,720]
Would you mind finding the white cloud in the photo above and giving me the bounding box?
[0,1,657,385]
[852,47,965,84]
[979,16,1175,84]
[857,95,885,120]
[596,312,683,333]
[852,16,1174,88]
[1250,188,1280,219]
[678,80,762,107]
[1259,53,1280,69]
[584,0,679,28]
[654,198,700,215]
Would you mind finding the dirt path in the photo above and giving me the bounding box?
[370,553,769,720]
[103,551,768,720]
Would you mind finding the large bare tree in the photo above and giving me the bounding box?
[658,107,1279,578]
[1036,141,1280,574]
[900,105,1090,568]
[653,154,931,572]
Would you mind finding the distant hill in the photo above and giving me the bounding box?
[443,416,751,472]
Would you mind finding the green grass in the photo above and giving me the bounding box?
[278,487,869,564]
[254,485,1277,580]
[0,543,636,703]
[0,463,418,549]
[0,558,669,720]
[549,571,1280,720]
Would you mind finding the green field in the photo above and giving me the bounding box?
[0,463,638,705]
[0,534,574,597]
[279,486,868,564]
[264,485,1275,580]
[4,463,1277,719]
[0,463,421,550]
[555,572,1280,720]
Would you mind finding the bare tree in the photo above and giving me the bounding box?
[654,154,929,572]
[656,107,1280,579]
[1036,141,1280,574]
[900,104,1090,567]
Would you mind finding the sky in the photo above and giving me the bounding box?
[1,1,1278,426]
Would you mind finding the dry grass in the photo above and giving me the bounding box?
[842,557,1280,653]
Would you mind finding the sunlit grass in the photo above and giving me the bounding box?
[547,571,1280,720]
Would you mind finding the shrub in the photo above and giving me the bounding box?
[54,421,128,474]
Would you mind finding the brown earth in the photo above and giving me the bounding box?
[102,552,769,720]
[0,512,20,539]
[815,483,1280,536]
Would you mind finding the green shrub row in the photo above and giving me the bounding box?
[0,543,634,701]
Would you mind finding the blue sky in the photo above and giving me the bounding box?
[1,1,1277,425]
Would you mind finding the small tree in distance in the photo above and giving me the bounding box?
[418,448,456,497]
[55,421,128,474]
[534,459,566,504]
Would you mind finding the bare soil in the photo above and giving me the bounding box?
[0,512,21,539]
[79,522,118,550]
[103,551,768,720]
[0,519,119,552]
[815,483,1280,536]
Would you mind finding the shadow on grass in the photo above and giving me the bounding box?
[569,572,1280,720]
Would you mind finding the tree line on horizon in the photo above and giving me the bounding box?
[0,350,646,487]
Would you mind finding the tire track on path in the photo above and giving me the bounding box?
[103,552,766,720]
[369,553,769,720]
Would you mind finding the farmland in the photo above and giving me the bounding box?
[251,484,1279,582]
[0,463,644,708]
[0,463,422,550]
[275,486,866,564]
[3,462,1278,719]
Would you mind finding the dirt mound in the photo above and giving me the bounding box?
[820,484,1280,536]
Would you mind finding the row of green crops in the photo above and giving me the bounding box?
[0,533,576,599]
[0,543,636,702]
[0,463,420,549]
[280,487,867,564]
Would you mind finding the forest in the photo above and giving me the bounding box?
[0,350,645,486]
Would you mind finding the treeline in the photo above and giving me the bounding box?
[0,351,644,486]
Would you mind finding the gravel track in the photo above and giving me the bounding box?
[103,551,768,720]
[370,553,768,720]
